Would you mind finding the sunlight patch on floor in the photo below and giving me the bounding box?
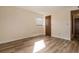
[33,40,46,53]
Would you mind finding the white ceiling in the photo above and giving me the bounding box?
[18,6,77,15]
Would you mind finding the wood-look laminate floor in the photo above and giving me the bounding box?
[1,36,79,53]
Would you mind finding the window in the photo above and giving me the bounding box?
[36,17,43,26]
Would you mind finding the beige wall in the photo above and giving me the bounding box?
[51,7,77,40]
[0,7,44,44]
[0,6,77,43]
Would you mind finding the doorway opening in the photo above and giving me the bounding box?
[71,10,79,40]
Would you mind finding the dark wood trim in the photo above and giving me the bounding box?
[71,10,73,40]
[71,10,79,40]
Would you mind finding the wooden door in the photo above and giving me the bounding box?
[75,18,79,38]
[45,15,51,36]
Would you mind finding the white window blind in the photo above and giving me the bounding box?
[36,17,43,26]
